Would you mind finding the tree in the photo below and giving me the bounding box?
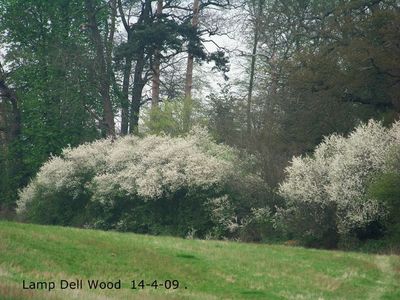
[115,0,230,134]
[184,0,200,101]
[219,0,400,187]
[0,0,103,210]
[0,62,21,142]
[0,61,22,212]
[246,0,264,138]
[151,0,164,109]
[84,0,116,137]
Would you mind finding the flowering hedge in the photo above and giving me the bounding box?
[18,128,270,238]
[278,120,400,245]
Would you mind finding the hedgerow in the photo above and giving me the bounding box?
[18,128,273,239]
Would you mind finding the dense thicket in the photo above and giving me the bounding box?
[17,129,277,239]
[278,121,400,248]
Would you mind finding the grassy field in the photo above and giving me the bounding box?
[0,221,399,299]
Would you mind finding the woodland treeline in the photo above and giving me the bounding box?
[1,0,400,248]
[0,0,229,210]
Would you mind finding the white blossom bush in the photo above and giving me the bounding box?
[18,128,270,238]
[278,120,400,245]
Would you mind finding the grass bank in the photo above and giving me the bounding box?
[0,221,399,299]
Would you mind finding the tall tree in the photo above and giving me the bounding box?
[151,0,164,109]
[117,0,133,135]
[246,0,264,137]
[184,0,200,100]
[0,61,22,212]
[84,0,116,137]
[0,0,103,208]
[183,0,200,131]
[0,62,21,142]
[129,0,153,134]
[116,0,229,134]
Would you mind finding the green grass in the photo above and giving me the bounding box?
[0,221,399,299]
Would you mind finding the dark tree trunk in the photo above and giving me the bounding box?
[151,0,163,109]
[184,0,200,100]
[183,0,200,131]
[246,0,263,138]
[0,64,23,211]
[0,68,21,140]
[129,48,146,134]
[121,49,132,135]
[128,0,152,134]
[118,0,132,136]
[85,0,115,137]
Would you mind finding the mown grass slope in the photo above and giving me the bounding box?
[0,221,399,299]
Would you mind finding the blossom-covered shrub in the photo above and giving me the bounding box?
[18,128,271,239]
[278,120,400,246]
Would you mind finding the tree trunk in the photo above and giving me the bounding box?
[0,63,23,211]
[117,0,131,135]
[183,0,200,131]
[128,0,152,134]
[184,0,200,100]
[121,55,132,135]
[151,0,163,109]
[0,66,21,140]
[246,0,263,137]
[0,102,6,146]
[121,33,133,135]
[85,0,115,137]
[129,47,146,134]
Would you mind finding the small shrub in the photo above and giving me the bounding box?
[142,98,207,137]
[283,240,300,247]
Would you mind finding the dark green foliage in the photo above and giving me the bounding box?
[23,170,274,240]
[89,188,218,238]
[0,0,103,212]
[23,185,91,227]
[206,85,247,147]
[369,172,400,243]
[365,147,400,250]
[278,202,340,249]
